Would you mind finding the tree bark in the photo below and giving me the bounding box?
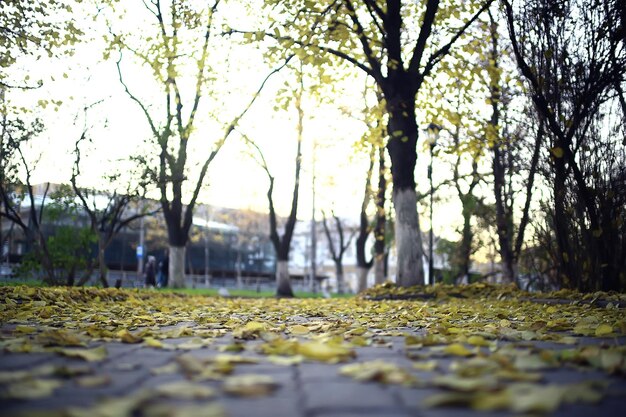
[275,260,293,297]
[169,245,186,288]
[335,261,345,294]
[392,188,425,287]
[355,146,374,284]
[374,145,387,284]
[386,92,425,286]
[356,266,370,293]
[458,198,473,282]
[374,257,386,285]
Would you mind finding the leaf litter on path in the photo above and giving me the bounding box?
[0,283,625,416]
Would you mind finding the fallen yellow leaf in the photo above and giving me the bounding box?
[595,323,613,337]
[223,374,279,397]
[443,343,473,357]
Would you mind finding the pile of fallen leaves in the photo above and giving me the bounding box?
[361,281,626,305]
[1,284,625,415]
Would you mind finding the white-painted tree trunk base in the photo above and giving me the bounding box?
[275,260,294,297]
[356,267,370,293]
[169,246,186,288]
[393,188,425,286]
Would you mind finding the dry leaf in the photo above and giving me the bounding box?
[340,360,416,385]
[37,329,85,347]
[432,374,499,392]
[2,378,63,399]
[223,374,279,397]
[233,321,267,339]
[266,355,304,366]
[412,360,438,372]
[76,374,111,388]
[297,341,355,363]
[152,380,216,399]
[289,324,310,335]
[142,403,227,417]
[117,329,143,344]
[442,343,473,357]
[595,323,613,337]
[56,345,108,362]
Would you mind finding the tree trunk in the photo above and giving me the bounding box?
[356,266,369,292]
[98,237,109,288]
[488,10,517,285]
[373,145,387,285]
[493,147,517,284]
[355,147,374,277]
[392,188,425,287]
[458,200,473,283]
[374,255,386,284]
[169,245,186,288]
[275,260,294,297]
[386,92,425,287]
[553,157,576,289]
[335,262,344,294]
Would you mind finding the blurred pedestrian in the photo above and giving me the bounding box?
[145,256,157,287]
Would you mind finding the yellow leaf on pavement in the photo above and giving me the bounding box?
[3,378,63,399]
[289,324,310,335]
[432,374,499,392]
[76,374,111,388]
[117,329,143,344]
[233,321,267,340]
[443,343,473,357]
[595,323,613,337]
[340,360,416,385]
[57,345,108,362]
[37,329,85,347]
[266,355,304,366]
[467,335,490,347]
[143,337,164,348]
[412,360,438,372]
[213,354,259,365]
[297,341,355,363]
[153,380,216,399]
[223,374,279,397]
[142,403,227,417]
[13,325,38,334]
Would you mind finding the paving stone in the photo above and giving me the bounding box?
[55,367,151,399]
[355,346,402,360]
[98,341,142,360]
[0,392,96,414]
[298,363,345,382]
[220,395,302,417]
[551,398,626,417]
[1,321,625,417]
[541,368,607,384]
[302,380,397,411]
[102,347,178,370]
[0,352,55,370]
[1,352,105,372]
[140,372,206,389]
[419,407,513,417]
[387,385,444,410]
[310,409,415,417]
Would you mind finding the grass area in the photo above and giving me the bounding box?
[0,279,46,287]
[160,287,354,298]
[0,279,354,298]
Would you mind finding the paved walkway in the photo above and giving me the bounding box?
[1,325,625,417]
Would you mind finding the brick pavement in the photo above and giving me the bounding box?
[1,330,626,417]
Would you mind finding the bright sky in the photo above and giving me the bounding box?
[8,0,488,246]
